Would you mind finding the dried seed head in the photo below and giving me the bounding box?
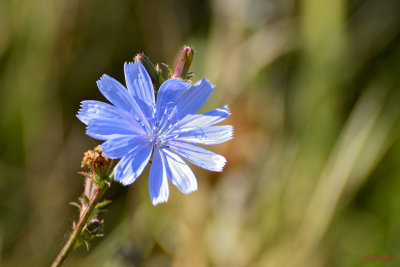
[81,145,112,177]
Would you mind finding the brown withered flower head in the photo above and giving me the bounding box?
[81,145,112,178]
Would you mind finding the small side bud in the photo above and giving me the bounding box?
[172,46,194,79]
[81,145,112,179]
[134,53,163,89]
[75,217,105,251]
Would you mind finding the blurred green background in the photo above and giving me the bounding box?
[1,0,400,266]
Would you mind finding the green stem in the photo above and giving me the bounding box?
[51,183,108,267]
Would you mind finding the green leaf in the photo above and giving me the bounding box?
[95,200,112,210]
[69,202,81,209]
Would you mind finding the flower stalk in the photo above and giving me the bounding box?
[52,146,112,267]
[51,183,108,267]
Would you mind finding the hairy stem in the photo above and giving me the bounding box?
[51,183,108,267]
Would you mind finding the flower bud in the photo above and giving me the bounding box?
[172,46,194,79]
[134,53,163,88]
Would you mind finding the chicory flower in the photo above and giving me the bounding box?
[77,62,232,205]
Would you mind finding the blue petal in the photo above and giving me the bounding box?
[114,143,153,185]
[96,74,149,129]
[172,79,215,122]
[175,105,231,128]
[171,125,233,145]
[124,62,155,121]
[101,135,149,159]
[169,142,226,172]
[148,147,169,205]
[162,149,197,194]
[86,118,145,141]
[77,100,139,125]
[156,78,191,123]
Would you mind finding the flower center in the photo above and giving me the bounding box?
[150,133,160,144]
[149,113,172,149]
[149,131,170,149]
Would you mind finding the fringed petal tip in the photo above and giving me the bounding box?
[206,151,227,172]
[124,61,137,73]
[96,74,107,87]
[113,174,132,186]
[228,125,234,140]
[201,78,216,90]
[214,158,227,172]
[76,102,90,124]
[76,113,87,125]
[113,167,140,186]
[151,197,169,206]
[182,186,198,195]
[223,104,231,116]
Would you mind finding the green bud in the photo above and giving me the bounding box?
[134,53,163,89]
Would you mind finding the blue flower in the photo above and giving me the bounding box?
[77,62,232,205]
